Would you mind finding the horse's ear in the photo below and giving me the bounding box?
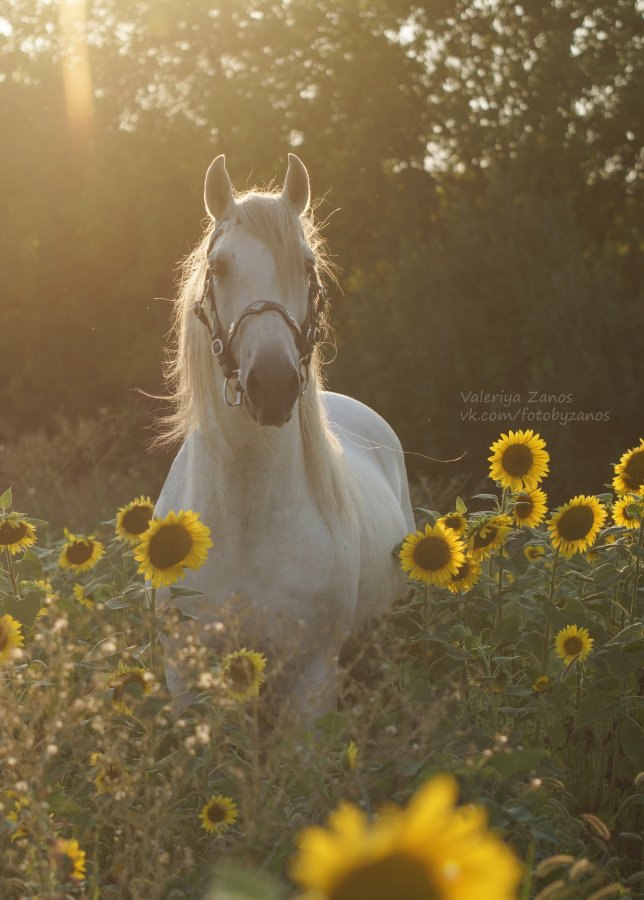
[204,155,235,221]
[281,153,310,216]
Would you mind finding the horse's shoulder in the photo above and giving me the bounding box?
[321,390,403,450]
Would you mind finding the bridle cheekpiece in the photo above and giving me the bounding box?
[193,222,326,408]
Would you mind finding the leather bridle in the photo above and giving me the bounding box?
[193,222,326,407]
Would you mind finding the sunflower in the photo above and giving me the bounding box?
[115,496,155,544]
[488,429,549,492]
[613,495,642,530]
[108,662,154,715]
[346,741,359,771]
[468,515,513,562]
[399,523,465,586]
[523,544,546,563]
[59,528,104,573]
[513,487,547,528]
[554,625,594,665]
[0,614,24,664]
[437,512,468,538]
[612,439,644,495]
[91,754,132,796]
[548,495,607,558]
[73,583,95,609]
[532,675,550,693]
[290,774,522,900]
[53,838,86,882]
[199,794,239,834]
[446,554,482,594]
[222,648,267,701]
[134,510,213,588]
[6,797,30,841]
[0,513,37,555]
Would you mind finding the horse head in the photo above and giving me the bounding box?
[199,154,323,427]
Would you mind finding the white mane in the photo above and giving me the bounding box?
[157,189,350,522]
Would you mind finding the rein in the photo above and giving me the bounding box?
[193,222,326,407]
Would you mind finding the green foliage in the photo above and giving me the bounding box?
[0,0,641,503]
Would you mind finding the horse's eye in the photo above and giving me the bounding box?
[211,257,227,279]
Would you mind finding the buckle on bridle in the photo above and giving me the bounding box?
[223,372,243,407]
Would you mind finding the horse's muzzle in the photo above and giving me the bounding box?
[244,352,300,427]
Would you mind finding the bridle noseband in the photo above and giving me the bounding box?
[193,222,326,408]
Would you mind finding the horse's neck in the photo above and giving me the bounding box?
[195,397,308,519]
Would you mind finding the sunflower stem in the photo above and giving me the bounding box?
[629,519,643,625]
[4,549,19,601]
[149,587,157,675]
[540,547,560,673]
[497,548,504,626]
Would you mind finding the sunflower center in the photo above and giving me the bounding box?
[443,516,462,531]
[228,656,255,691]
[515,493,534,519]
[0,521,28,545]
[207,802,227,824]
[56,850,76,879]
[623,450,644,490]
[501,443,534,477]
[66,541,94,565]
[330,852,439,900]
[556,506,595,541]
[148,524,193,569]
[452,561,470,582]
[121,506,153,536]
[563,635,583,656]
[105,764,121,781]
[472,525,498,550]
[413,536,452,571]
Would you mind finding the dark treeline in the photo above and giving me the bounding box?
[0,0,641,502]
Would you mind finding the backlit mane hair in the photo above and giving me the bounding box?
[157,188,351,521]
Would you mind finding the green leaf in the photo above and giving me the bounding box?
[17,548,44,582]
[0,487,12,511]
[5,590,43,627]
[488,748,551,777]
[605,624,644,646]
[621,715,644,767]
[575,695,622,728]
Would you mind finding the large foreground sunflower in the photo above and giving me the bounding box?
[468,515,513,561]
[554,625,594,666]
[513,488,547,529]
[59,529,104,573]
[488,429,549,492]
[199,794,239,834]
[399,523,465,586]
[548,495,607,558]
[222,648,267,701]
[0,513,37,555]
[115,496,155,544]
[134,509,213,588]
[290,774,522,900]
[612,439,644,495]
[0,614,24,664]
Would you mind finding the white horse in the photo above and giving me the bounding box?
[156,153,414,721]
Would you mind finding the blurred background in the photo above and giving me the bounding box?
[0,0,641,528]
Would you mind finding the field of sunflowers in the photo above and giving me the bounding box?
[1,432,643,899]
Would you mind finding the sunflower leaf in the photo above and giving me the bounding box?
[5,590,42,627]
[17,549,43,582]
